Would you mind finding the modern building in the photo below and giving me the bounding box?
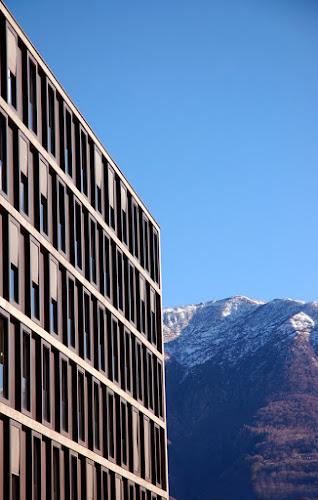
[0,2,168,499]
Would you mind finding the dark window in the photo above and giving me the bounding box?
[116,249,123,311]
[142,215,150,272]
[96,186,102,213]
[61,359,68,432]
[94,383,100,450]
[103,234,111,299]
[68,278,75,347]
[147,351,154,410]
[111,319,119,383]
[75,202,82,269]
[48,85,55,156]
[33,437,41,500]
[103,471,109,500]
[128,263,135,324]
[121,401,127,466]
[152,228,159,284]
[53,448,60,500]
[20,173,28,215]
[0,113,7,193]
[40,159,48,235]
[121,184,128,245]
[78,371,85,441]
[95,148,103,213]
[65,109,72,176]
[32,282,40,320]
[155,426,162,486]
[90,220,97,284]
[12,475,20,500]
[131,199,139,260]
[108,166,115,230]
[81,130,88,195]
[157,361,163,419]
[22,332,31,411]
[108,392,115,459]
[98,308,105,372]
[136,340,143,401]
[84,293,91,360]
[41,194,48,235]
[125,330,131,393]
[71,456,78,500]
[29,60,37,133]
[8,69,17,109]
[150,289,157,346]
[139,276,146,336]
[0,316,8,399]
[11,264,19,303]
[51,298,58,334]
[43,346,50,421]
[58,183,66,252]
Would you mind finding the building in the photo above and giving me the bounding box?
[0,2,168,499]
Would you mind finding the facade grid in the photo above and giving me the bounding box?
[0,2,169,499]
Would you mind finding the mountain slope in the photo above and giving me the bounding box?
[163,296,318,500]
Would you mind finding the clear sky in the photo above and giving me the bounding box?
[7,0,318,307]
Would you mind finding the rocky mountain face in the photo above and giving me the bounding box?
[163,296,318,500]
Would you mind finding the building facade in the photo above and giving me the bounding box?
[0,2,168,499]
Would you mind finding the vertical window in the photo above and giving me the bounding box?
[80,129,88,195]
[108,166,115,230]
[116,249,123,312]
[0,315,8,399]
[132,409,140,475]
[61,359,68,432]
[33,437,41,500]
[50,260,58,334]
[65,108,72,176]
[142,215,150,272]
[108,391,115,459]
[103,234,111,299]
[48,85,55,156]
[19,135,29,216]
[84,293,91,360]
[139,276,146,336]
[124,330,131,393]
[144,417,151,481]
[135,340,143,402]
[11,425,20,498]
[75,201,82,269]
[29,59,37,133]
[157,361,163,419]
[147,351,154,411]
[131,199,139,260]
[87,462,94,500]
[150,288,157,346]
[111,318,119,383]
[98,308,105,372]
[90,219,97,284]
[121,183,128,245]
[115,476,122,500]
[78,371,85,441]
[42,345,50,422]
[121,401,128,467]
[10,221,19,304]
[71,456,78,500]
[68,277,75,347]
[0,112,7,194]
[152,228,159,284]
[58,183,66,253]
[53,447,60,500]
[155,425,162,486]
[40,158,48,235]
[128,262,135,324]
[94,382,100,450]
[22,332,31,411]
[95,147,103,213]
[7,27,17,109]
[102,470,109,500]
[31,241,40,320]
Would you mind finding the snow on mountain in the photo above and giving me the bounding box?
[163,296,318,371]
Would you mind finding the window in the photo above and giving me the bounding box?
[151,227,159,284]
[115,476,122,500]
[120,183,128,245]
[154,425,162,487]
[48,84,55,156]
[80,129,88,195]
[134,338,143,403]
[146,351,154,411]
[67,277,75,347]
[33,436,41,500]
[108,166,115,230]
[127,262,136,324]
[0,315,8,399]
[65,107,72,176]
[95,147,103,213]
[53,447,60,500]
[139,276,146,336]
[19,135,29,216]
[71,455,78,500]
[94,382,100,450]
[132,409,140,475]
[58,182,66,253]
[156,360,163,419]
[84,292,91,360]
[0,112,7,194]
[22,332,31,411]
[87,462,94,500]
[120,401,128,467]
[107,391,115,460]
[75,200,82,269]
[150,288,157,346]
[7,27,17,109]
[29,59,37,133]
[78,371,85,442]
[50,260,58,334]
[90,219,97,284]
[10,220,19,304]
[11,425,20,498]
[40,158,48,236]
[130,198,139,260]
[42,345,50,422]
[143,417,151,481]
[102,234,111,299]
[98,307,106,373]
[31,241,40,320]
[122,329,131,393]
[142,214,150,272]
[61,359,68,432]
[116,248,124,312]
[109,318,119,384]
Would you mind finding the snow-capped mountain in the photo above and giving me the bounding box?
[163,296,318,500]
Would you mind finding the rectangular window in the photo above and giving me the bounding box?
[142,215,150,272]
[155,425,162,486]
[50,260,58,334]
[65,108,72,176]
[11,425,20,491]
[150,288,157,346]
[152,227,159,284]
[78,371,85,442]
[144,417,151,481]
[42,345,50,422]
[29,59,37,133]
[139,276,146,336]
[75,201,82,269]
[90,219,97,284]
[121,183,128,245]
[98,308,105,373]
[48,85,55,156]
[31,241,40,320]
[111,318,119,383]
[107,391,115,459]
[53,447,60,500]
[58,183,66,253]
[120,401,128,467]
[0,112,7,194]
[0,315,8,399]
[132,409,140,475]
[131,198,139,260]
[135,339,143,402]
[116,249,124,312]
[128,262,136,324]
[103,234,111,299]
[124,330,131,393]
[10,221,19,304]
[87,462,94,500]
[68,278,75,347]
[22,332,31,411]
[61,359,68,432]
[84,293,91,360]
[40,158,49,235]
[94,382,100,450]
[71,455,78,500]
[80,129,88,195]
[95,147,103,213]
[108,166,115,230]
[33,436,41,500]
[7,27,17,109]
[19,135,29,216]
[147,351,154,411]
[157,360,163,419]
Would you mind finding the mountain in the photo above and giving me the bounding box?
[163,296,318,500]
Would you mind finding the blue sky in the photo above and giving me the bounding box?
[7,0,318,307]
